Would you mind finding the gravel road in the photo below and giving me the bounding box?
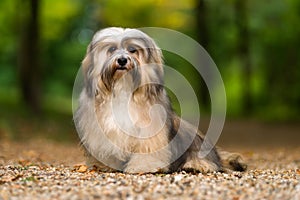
[0,140,299,200]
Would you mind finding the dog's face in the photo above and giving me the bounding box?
[82,28,164,98]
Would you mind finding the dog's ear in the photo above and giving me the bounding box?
[81,43,98,97]
[133,36,165,100]
[82,44,93,76]
[146,38,164,66]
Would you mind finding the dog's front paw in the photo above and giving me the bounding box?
[124,155,170,174]
[182,159,220,173]
[123,166,158,174]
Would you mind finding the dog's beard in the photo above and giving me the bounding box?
[99,55,141,94]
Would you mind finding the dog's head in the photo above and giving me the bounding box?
[81,27,164,98]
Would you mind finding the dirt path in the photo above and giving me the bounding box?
[0,119,300,199]
[0,138,299,200]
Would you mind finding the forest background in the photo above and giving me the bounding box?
[0,0,299,143]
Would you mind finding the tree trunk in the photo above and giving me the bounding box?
[235,0,252,114]
[195,0,210,108]
[18,0,41,113]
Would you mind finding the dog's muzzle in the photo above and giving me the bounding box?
[112,56,135,80]
[114,56,134,71]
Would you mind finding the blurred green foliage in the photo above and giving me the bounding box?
[0,0,300,137]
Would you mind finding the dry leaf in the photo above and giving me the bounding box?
[77,165,88,173]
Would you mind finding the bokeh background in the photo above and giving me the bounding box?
[0,0,299,148]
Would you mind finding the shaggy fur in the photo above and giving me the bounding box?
[74,27,247,173]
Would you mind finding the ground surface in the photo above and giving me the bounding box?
[0,120,300,200]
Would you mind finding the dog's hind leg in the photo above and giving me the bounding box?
[218,149,247,172]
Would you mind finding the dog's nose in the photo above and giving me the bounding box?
[117,57,127,66]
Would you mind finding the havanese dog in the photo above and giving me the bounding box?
[74,27,246,173]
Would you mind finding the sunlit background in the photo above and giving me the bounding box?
[0,0,299,146]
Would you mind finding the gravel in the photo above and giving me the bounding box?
[0,140,299,200]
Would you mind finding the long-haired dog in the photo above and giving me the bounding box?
[74,27,246,173]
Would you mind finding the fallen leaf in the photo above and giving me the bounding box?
[77,165,88,173]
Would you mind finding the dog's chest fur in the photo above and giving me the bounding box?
[96,90,170,150]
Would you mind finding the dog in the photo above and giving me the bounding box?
[74,27,246,173]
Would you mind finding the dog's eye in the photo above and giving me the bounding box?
[108,46,117,53]
[128,46,137,53]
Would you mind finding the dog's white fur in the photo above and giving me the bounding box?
[74,27,246,173]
